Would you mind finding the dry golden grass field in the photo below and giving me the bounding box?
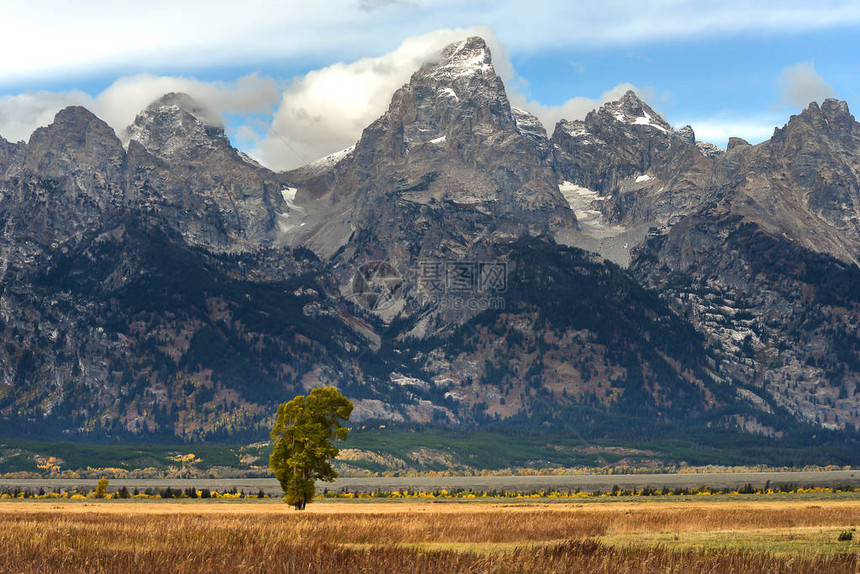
[0,499,858,573]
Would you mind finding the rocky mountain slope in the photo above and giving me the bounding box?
[551,91,714,228]
[632,100,860,432]
[126,93,294,253]
[0,37,856,462]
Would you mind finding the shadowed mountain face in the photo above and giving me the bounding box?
[0,38,857,461]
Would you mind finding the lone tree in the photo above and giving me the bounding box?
[269,386,353,510]
[94,477,109,499]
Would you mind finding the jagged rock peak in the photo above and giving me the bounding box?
[677,124,724,158]
[726,136,750,152]
[793,98,855,124]
[361,35,516,155]
[598,90,672,132]
[512,107,545,133]
[145,92,221,126]
[555,119,589,138]
[35,106,117,139]
[696,140,724,159]
[820,98,852,123]
[23,106,125,177]
[0,134,25,173]
[677,125,696,144]
[127,92,230,158]
[796,98,856,134]
[770,98,857,149]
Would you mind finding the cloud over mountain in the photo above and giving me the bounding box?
[780,61,836,108]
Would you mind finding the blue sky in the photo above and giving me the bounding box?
[1,1,858,170]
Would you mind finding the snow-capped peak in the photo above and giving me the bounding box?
[127,92,228,157]
[601,90,672,133]
[308,144,355,171]
[558,119,591,139]
[139,92,221,128]
[430,36,494,78]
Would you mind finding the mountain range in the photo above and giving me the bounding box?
[0,37,857,465]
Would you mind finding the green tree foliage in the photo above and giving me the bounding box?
[269,387,353,510]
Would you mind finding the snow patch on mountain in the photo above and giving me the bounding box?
[559,181,604,205]
[558,181,623,235]
[312,144,355,169]
[277,186,305,232]
[439,87,459,101]
[561,122,591,139]
[280,186,299,207]
[609,107,667,133]
[696,140,724,159]
[294,144,356,179]
[632,111,668,132]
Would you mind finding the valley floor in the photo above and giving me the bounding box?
[0,498,857,572]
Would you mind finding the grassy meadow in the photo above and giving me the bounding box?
[0,498,857,573]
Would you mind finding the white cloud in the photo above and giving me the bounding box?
[502,1,860,49]
[0,1,344,86]
[358,0,415,10]
[0,74,280,144]
[779,61,836,108]
[2,1,859,86]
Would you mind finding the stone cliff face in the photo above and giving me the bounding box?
[0,97,351,439]
[0,136,25,176]
[548,89,858,433]
[284,37,577,336]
